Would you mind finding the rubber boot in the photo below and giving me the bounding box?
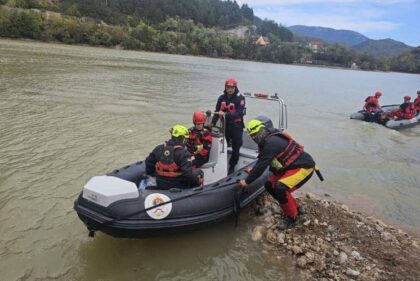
[279,192,298,218]
[297,205,305,216]
[277,216,298,230]
[228,165,235,175]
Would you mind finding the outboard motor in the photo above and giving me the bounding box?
[256,114,274,130]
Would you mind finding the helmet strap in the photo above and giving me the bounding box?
[254,128,269,144]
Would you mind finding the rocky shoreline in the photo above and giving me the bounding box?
[251,192,420,280]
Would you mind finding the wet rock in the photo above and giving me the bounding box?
[339,252,348,264]
[351,250,363,261]
[277,233,285,244]
[252,226,264,241]
[266,229,277,244]
[375,222,384,230]
[375,219,387,228]
[346,268,360,277]
[340,245,352,255]
[305,252,315,264]
[305,193,315,200]
[341,204,349,212]
[314,257,326,271]
[296,256,307,268]
[292,245,303,255]
[381,231,393,241]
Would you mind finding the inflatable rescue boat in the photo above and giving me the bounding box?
[74,93,287,238]
[350,104,420,129]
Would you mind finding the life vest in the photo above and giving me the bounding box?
[188,128,212,156]
[414,97,420,111]
[400,103,416,119]
[392,102,416,120]
[266,131,304,172]
[220,101,242,123]
[155,143,182,177]
[364,96,379,113]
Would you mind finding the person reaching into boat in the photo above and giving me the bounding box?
[363,91,383,113]
[145,125,203,189]
[211,78,246,174]
[239,119,320,230]
[187,111,213,168]
[414,90,420,113]
[390,96,417,120]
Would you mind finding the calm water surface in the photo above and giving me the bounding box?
[0,39,419,280]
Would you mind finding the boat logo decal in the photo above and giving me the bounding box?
[145,193,172,220]
[87,193,98,202]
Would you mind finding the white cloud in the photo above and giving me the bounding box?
[254,8,400,33]
[236,0,414,6]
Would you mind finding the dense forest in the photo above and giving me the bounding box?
[0,0,418,73]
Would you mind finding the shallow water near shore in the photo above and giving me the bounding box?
[0,39,419,280]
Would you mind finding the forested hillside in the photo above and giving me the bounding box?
[353,39,413,57]
[0,0,418,73]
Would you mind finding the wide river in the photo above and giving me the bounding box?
[0,39,419,280]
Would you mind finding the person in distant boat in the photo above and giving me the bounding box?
[239,119,321,230]
[414,90,420,112]
[187,111,213,168]
[363,91,382,113]
[145,125,203,189]
[211,78,246,174]
[390,96,417,120]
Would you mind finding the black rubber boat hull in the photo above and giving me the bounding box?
[74,162,267,239]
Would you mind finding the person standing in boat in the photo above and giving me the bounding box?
[390,96,417,120]
[187,111,213,168]
[363,91,383,113]
[211,78,246,174]
[414,90,420,112]
[239,119,320,230]
[145,125,203,189]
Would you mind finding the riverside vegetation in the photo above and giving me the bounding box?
[0,0,419,73]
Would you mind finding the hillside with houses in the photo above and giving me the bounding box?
[0,0,419,73]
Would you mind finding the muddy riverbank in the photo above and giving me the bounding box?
[251,192,420,281]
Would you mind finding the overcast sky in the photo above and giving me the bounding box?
[236,0,420,47]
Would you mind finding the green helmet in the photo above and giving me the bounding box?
[171,125,189,139]
[246,119,265,136]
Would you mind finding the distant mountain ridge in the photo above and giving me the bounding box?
[288,25,368,46]
[288,25,413,57]
[353,39,413,57]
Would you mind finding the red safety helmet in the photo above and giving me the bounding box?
[404,95,411,101]
[374,91,382,97]
[225,78,237,87]
[193,111,206,125]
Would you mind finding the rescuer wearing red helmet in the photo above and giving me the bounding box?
[145,125,203,189]
[414,90,420,112]
[390,95,417,120]
[187,111,213,168]
[211,78,246,174]
[363,91,383,113]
